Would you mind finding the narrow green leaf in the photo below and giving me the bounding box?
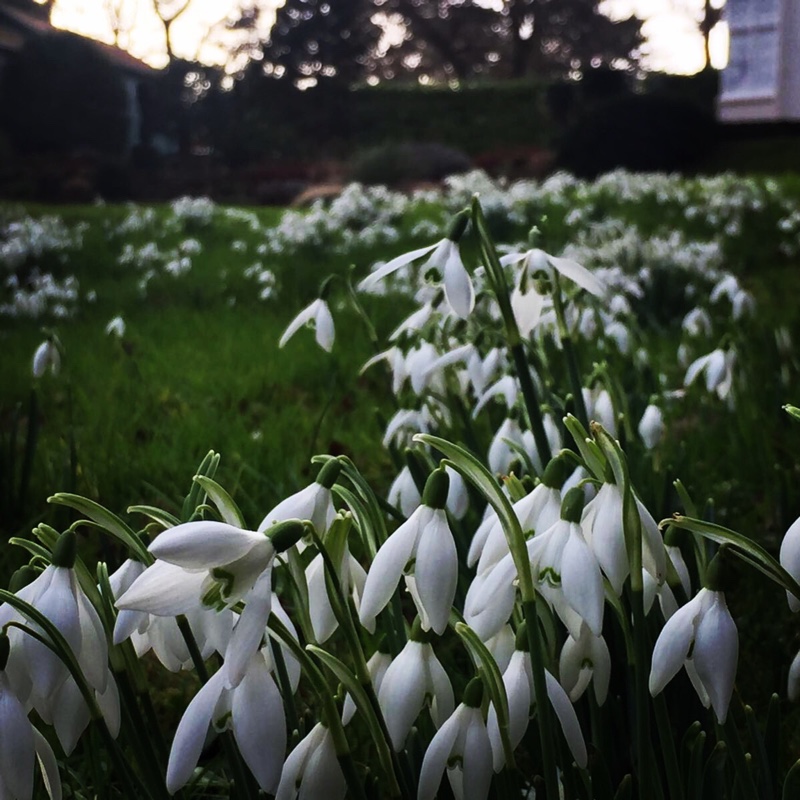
[563,414,606,480]
[413,433,534,601]
[127,505,180,529]
[454,622,515,769]
[306,644,397,788]
[668,515,800,602]
[48,493,149,563]
[673,480,698,518]
[782,760,800,800]
[8,537,51,561]
[192,475,245,528]
[182,450,219,520]
[783,404,800,424]
[688,730,707,800]
[613,774,632,800]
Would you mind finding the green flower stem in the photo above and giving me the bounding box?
[552,274,589,430]
[176,614,208,681]
[175,617,256,800]
[470,196,552,471]
[522,599,560,800]
[271,638,300,736]
[653,690,684,800]
[719,713,759,800]
[268,617,370,800]
[307,520,408,798]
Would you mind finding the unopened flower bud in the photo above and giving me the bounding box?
[316,458,342,489]
[266,519,306,553]
[422,467,450,510]
[447,209,470,243]
[51,530,77,568]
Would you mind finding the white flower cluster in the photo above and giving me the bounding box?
[170,196,216,227]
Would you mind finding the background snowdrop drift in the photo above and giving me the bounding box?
[1,170,800,798]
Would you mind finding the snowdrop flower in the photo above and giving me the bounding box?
[473,375,519,417]
[32,337,60,378]
[418,677,493,800]
[361,346,407,395]
[445,465,469,519]
[502,246,605,336]
[488,415,526,475]
[684,348,735,400]
[559,623,611,704]
[117,519,303,689]
[279,298,334,352]
[167,649,285,795]
[471,454,567,576]
[0,634,62,800]
[387,466,421,517]
[0,532,112,726]
[487,625,587,772]
[649,551,738,723]
[581,482,666,595]
[779,515,800,612]
[377,622,454,750]
[584,386,617,438]
[682,307,712,337]
[360,212,474,318]
[258,459,340,538]
[105,315,125,337]
[469,488,604,641]
[276,722,345,800]
[305,538,366,644]
[789,649,800,702]
[360,468,457,635]
[638,403,665,449]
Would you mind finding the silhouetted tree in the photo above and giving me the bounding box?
[375,0,643,81]
[261,0,381,86]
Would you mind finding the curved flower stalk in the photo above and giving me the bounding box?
[377,622,454,751]
[360,468,457,635]
[418,677,493,800]
[167,647,286,795]
[649,550,739,724]
[486,625,588,773]
[276,721,346,800]
[0,634,62,800]
[279,297,335,352]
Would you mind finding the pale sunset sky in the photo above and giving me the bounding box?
[43,0,729,74]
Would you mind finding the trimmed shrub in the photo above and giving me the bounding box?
[349,142,472,186]
[556,92,718,177]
